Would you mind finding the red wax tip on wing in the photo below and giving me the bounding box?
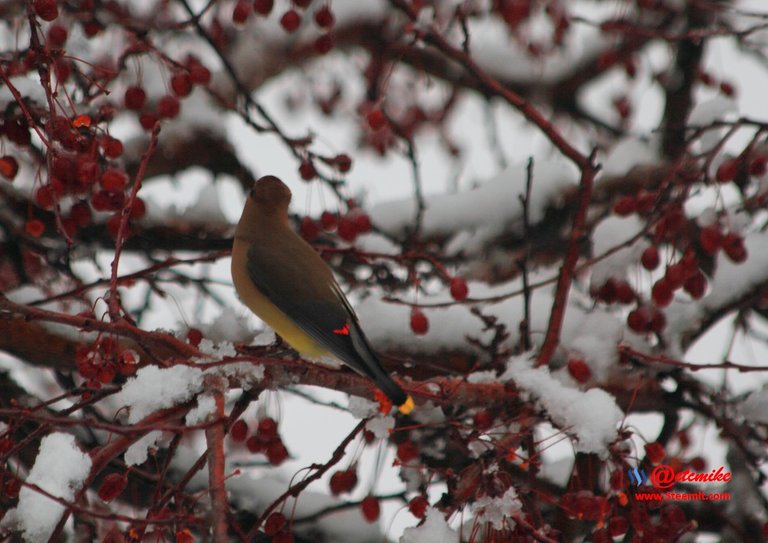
[333,323,350,335]
[373,389,392,414]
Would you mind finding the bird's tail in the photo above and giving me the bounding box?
[348,326,414,414]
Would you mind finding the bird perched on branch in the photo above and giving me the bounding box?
[231,175,414,414]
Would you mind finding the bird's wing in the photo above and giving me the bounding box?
[245,241,407,405]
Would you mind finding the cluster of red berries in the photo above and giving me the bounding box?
[125,55,210,131]
[300,208,372,243]
[230,417,289,465]
[75,338,139,396]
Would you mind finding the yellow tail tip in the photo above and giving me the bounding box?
[398,395,415,415]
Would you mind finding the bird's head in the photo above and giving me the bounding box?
[250,175,292,212]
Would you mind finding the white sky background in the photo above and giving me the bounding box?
[3,0,768,541]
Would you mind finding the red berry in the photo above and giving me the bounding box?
[334,153,352,173]
[408,496,428,518]
[683,272,707,299]
[70,201,92,227]
[0,156,19,180]
[612,196,636,216]
[26,219,45,238]
[330,469,358,495]
[124,86,147,110]
[320,211,338,231]
[253,0,274,16]
[397,440,419,463]
[627,306,651,333]
[35,185,55,209]
[665,262,687,288]
[644,441,665,464]
[170,73,193,97]
[715,158,739,183]
[699,226,722,255]
[246,436,262,453]
[266,440,289,465]
[98,473,127,502]
[300,217,320,240]
[366,109,387,131]
[157,95,181,119]
[651,278,673,307]
[257,417,278,442]
[473,410,493,430]
[102,137,124,159]
[337,217,358,242]
[130,197,147,219]
[352,212,372,234]
[232,0,251,24]
[231,420,249,442]
[410,309,428,335]
[101,169,128,191]
[567,358,591,383]
[187,328,203,346]
[641,246,660,270]
[47,24,68,47]
[608,517,628,537]
[361,496,380,523]
[749,155,767,177]
[139,112,158,131]
[449,277,469,301]
[614,280,634,304]
[264,512,287,535]
[649,307,667,333]
[298,159,316,180]
[188,63,211,85]
[314,5,335,28]
[33,0,58,21]
[723,232,748,263]
[280,9,301,32]
[97,363,116,384]
[313,34,334,55]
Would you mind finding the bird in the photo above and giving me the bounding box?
[231,175,414,414]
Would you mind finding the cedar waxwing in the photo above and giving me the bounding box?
[231,175,414,414]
